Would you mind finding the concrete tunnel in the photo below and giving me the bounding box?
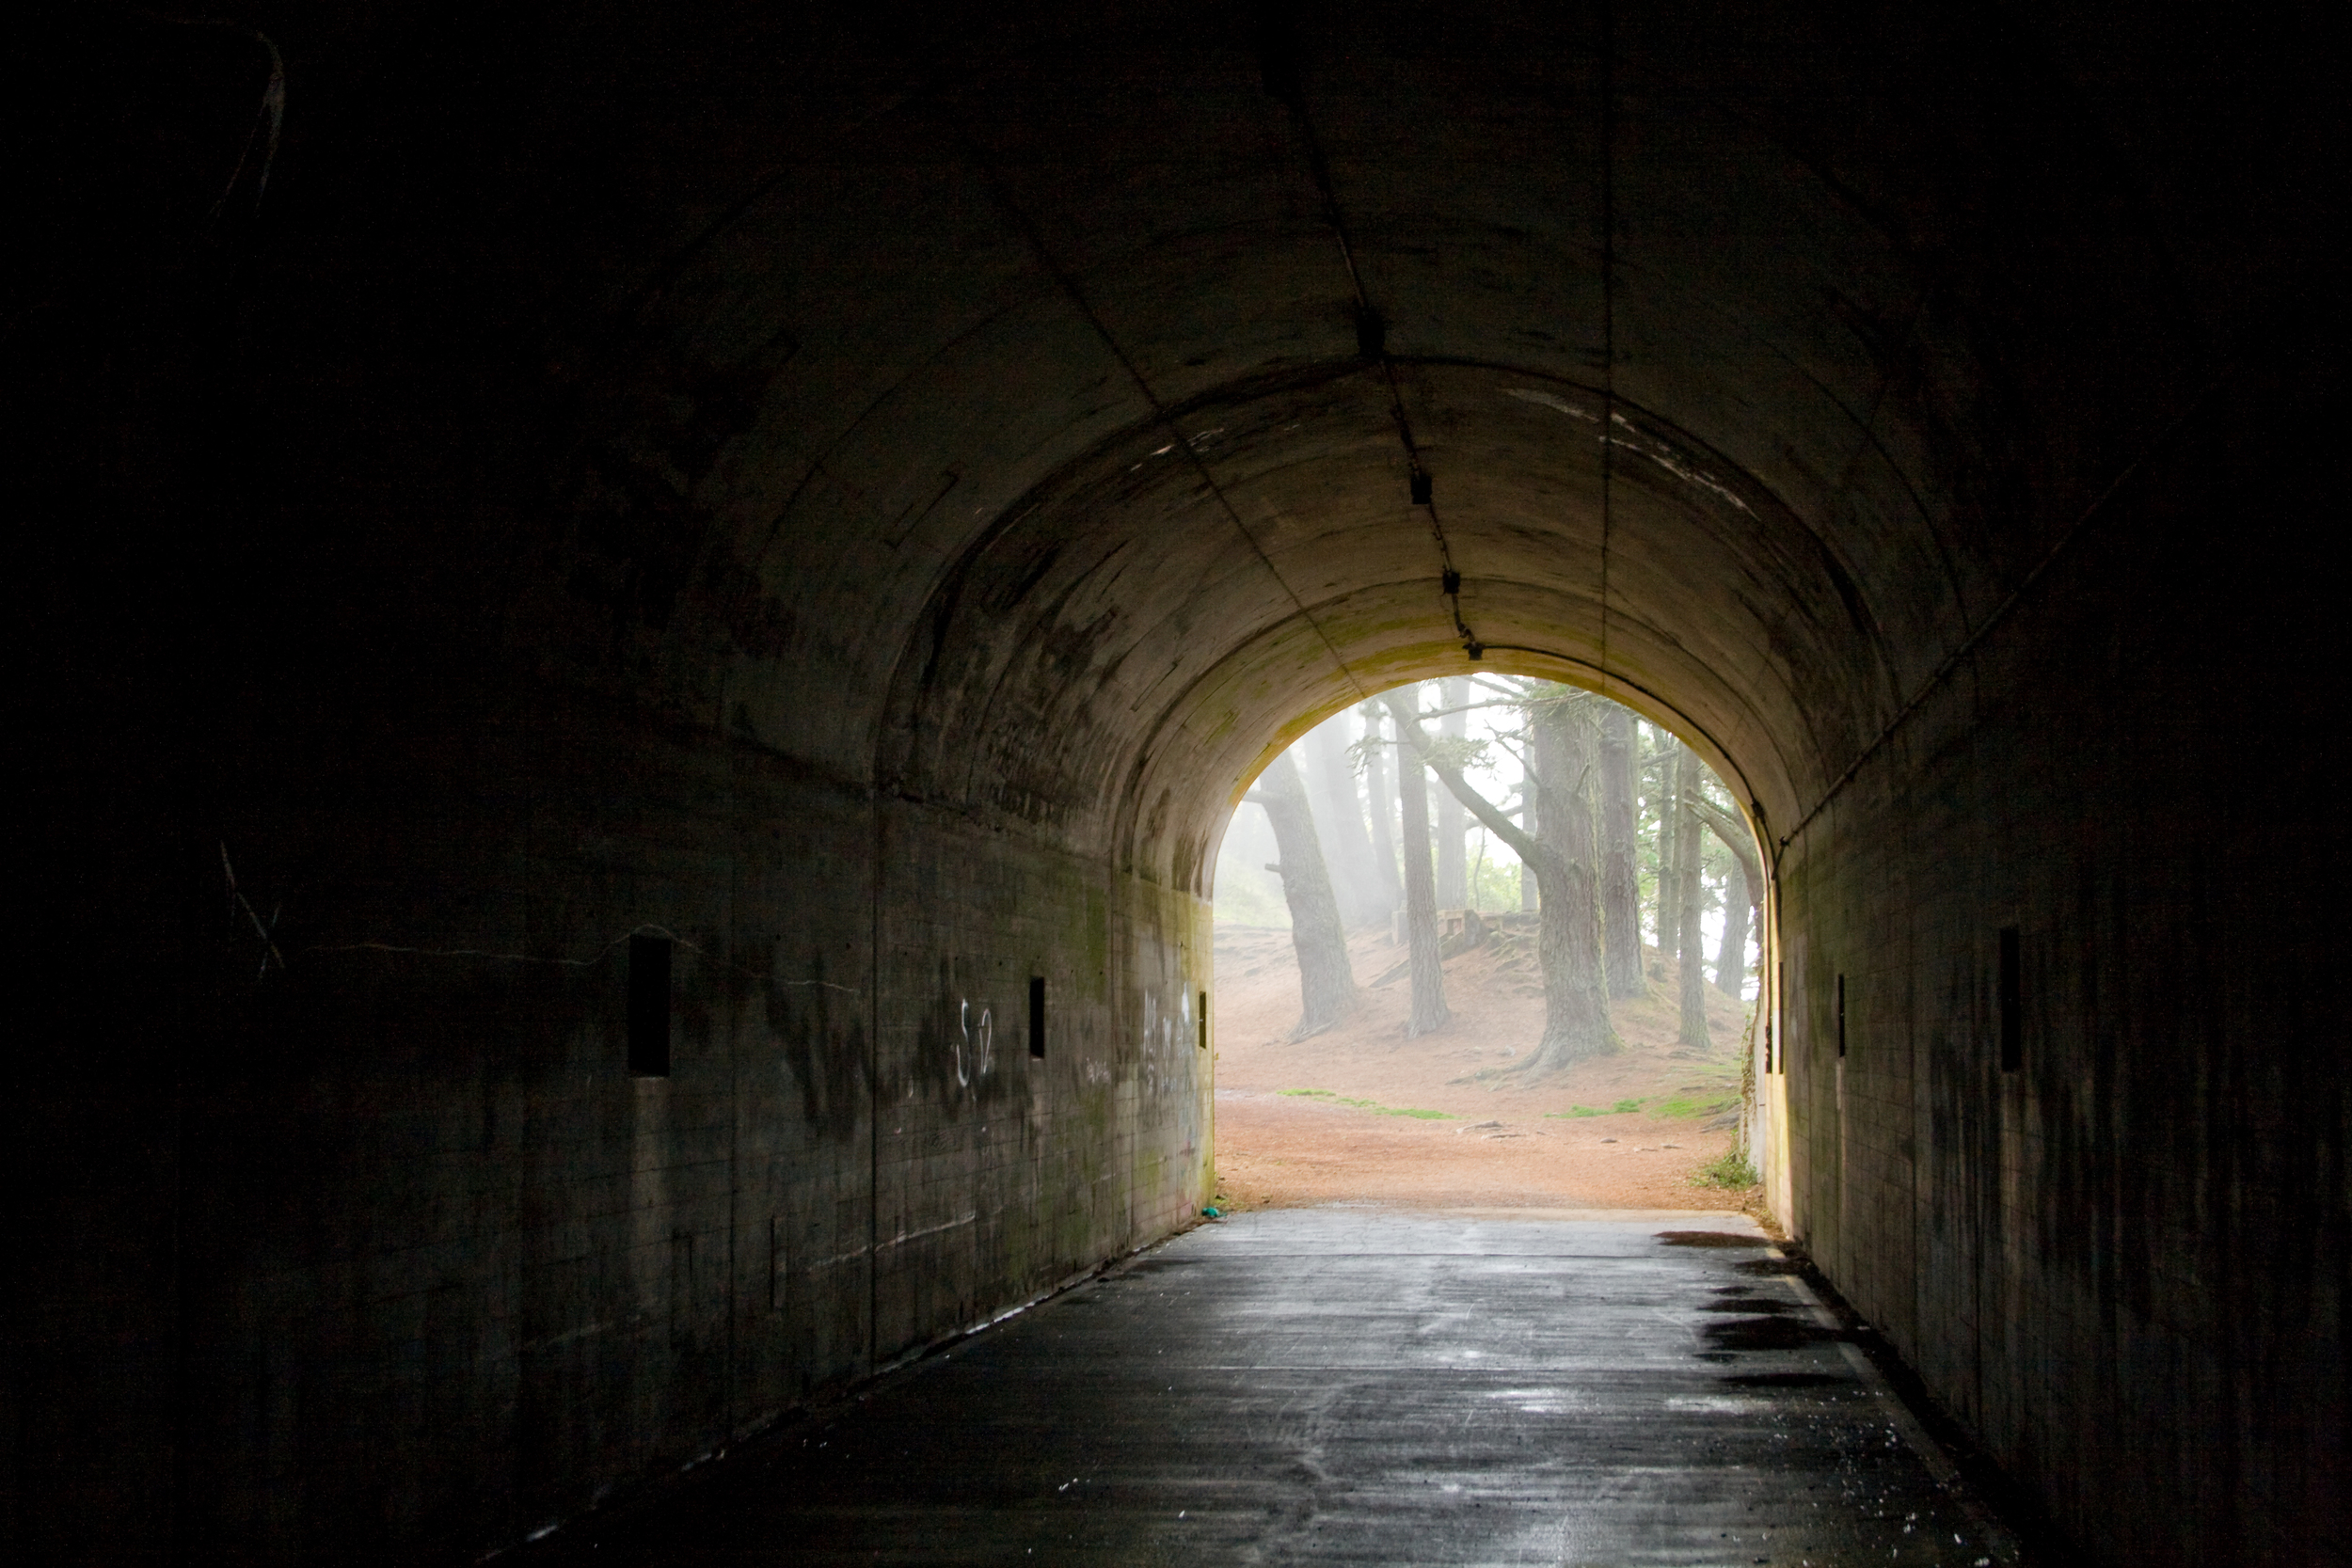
[11,1,2343,1562]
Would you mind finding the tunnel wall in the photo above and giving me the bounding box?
[1776,358,2346,1565]
[18,686,1211,1566]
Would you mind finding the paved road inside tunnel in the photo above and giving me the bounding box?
[525,1211,2020,1566]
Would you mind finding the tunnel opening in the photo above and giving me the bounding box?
[1204,675,1775,1215]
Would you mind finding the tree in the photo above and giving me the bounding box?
[1435,677,1470,909]
[1246,751,1359,1039]
[1517,771,1537,912]
[1358,702,1403,917]
[1393,681,1617,1073]
[1715,859,1750,998]
[1597,705,1646,998]
[1687,789,1763,1002]
[1377,690,1451,1037]
[1645,723,1679,971]
[1304,717,1387,926]
[1670,743,1711,1051]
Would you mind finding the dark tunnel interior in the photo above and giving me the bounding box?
[9,2,2344,1562]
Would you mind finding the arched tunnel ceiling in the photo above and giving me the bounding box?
[524,1,2242,891]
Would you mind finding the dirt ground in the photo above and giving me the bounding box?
[1210,919,1759,1213]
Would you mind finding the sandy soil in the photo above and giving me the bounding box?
[1209,919,1759,1213]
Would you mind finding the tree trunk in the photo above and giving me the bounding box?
[1597,705,1646,998]
[1436,678,1469,910]
[1526,691,1619,1069]
[1394,686,1615,1073]
[1687,791,1764,1004]
[1715,855,1750,998]
[1672,745,1711,1051]
[1359,703,1403,919]
[1378,691,1450,1036]
[1650,726,1681,974]
[1246,751,1359,1039]
[1518,768,1537,911]
[1305,718,1384,926]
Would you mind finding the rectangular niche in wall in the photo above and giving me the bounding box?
[629,932,673,1078]
[1836,974,1847,1059]
[1029,975,1046,1058]
[1198,990,1209,1050]
[769,1213,788,1314]
[1998,927,2022,1072]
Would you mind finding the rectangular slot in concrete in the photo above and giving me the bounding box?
[1998,927,2021,1072]
[629,933,672,1077]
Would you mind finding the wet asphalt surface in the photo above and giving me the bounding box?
[521,1209,2023,1566]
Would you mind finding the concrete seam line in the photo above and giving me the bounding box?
[1777,371,2228,855]
[946,125,1374,710]
[570,53,961,378]
[1273,51,1482,658]
[1597,0,1616,695]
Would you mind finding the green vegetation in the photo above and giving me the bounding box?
[1546,1096,1650,1119]
[1654,1095,1736,1119]
[1543,1093,1746,1120]
[1279,1088,1454,1119]
[1470,857,1521,911]
[1692,1149,1760,1189]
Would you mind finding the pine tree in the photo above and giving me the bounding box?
[1715,858,1750,998]
[1358,703,1403,918]
[1394,681,1617,1072]
[1246,751,1359,1039]
[1597,705,1646,998]
[1671,744,1711,1051]
[1687,787,1762,1002]
[1436,678,1470,909]
[1649,724,1682,973]
[1305,717,1385,926]
[1517,768,1538,912]
[1378,690,1451,1036]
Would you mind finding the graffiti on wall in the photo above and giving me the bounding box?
[1137,983,1199,1105]
[956,998,993,1089]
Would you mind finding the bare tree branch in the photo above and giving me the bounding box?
[1401,698,1528,723]
[1389,698,1544,867]
[1686,793,1762,901]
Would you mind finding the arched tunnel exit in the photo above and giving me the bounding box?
[12,3,2340,1564]
[1201,676,1782,1220]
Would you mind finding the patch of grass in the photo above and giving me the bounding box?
[1545,1097,1653,1119]
[1279,1088,1454,1119]
[1692,1149,1760,1189]
[1655,1095,1737,1119]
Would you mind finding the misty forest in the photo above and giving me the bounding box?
[1211,679,1763,1211]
